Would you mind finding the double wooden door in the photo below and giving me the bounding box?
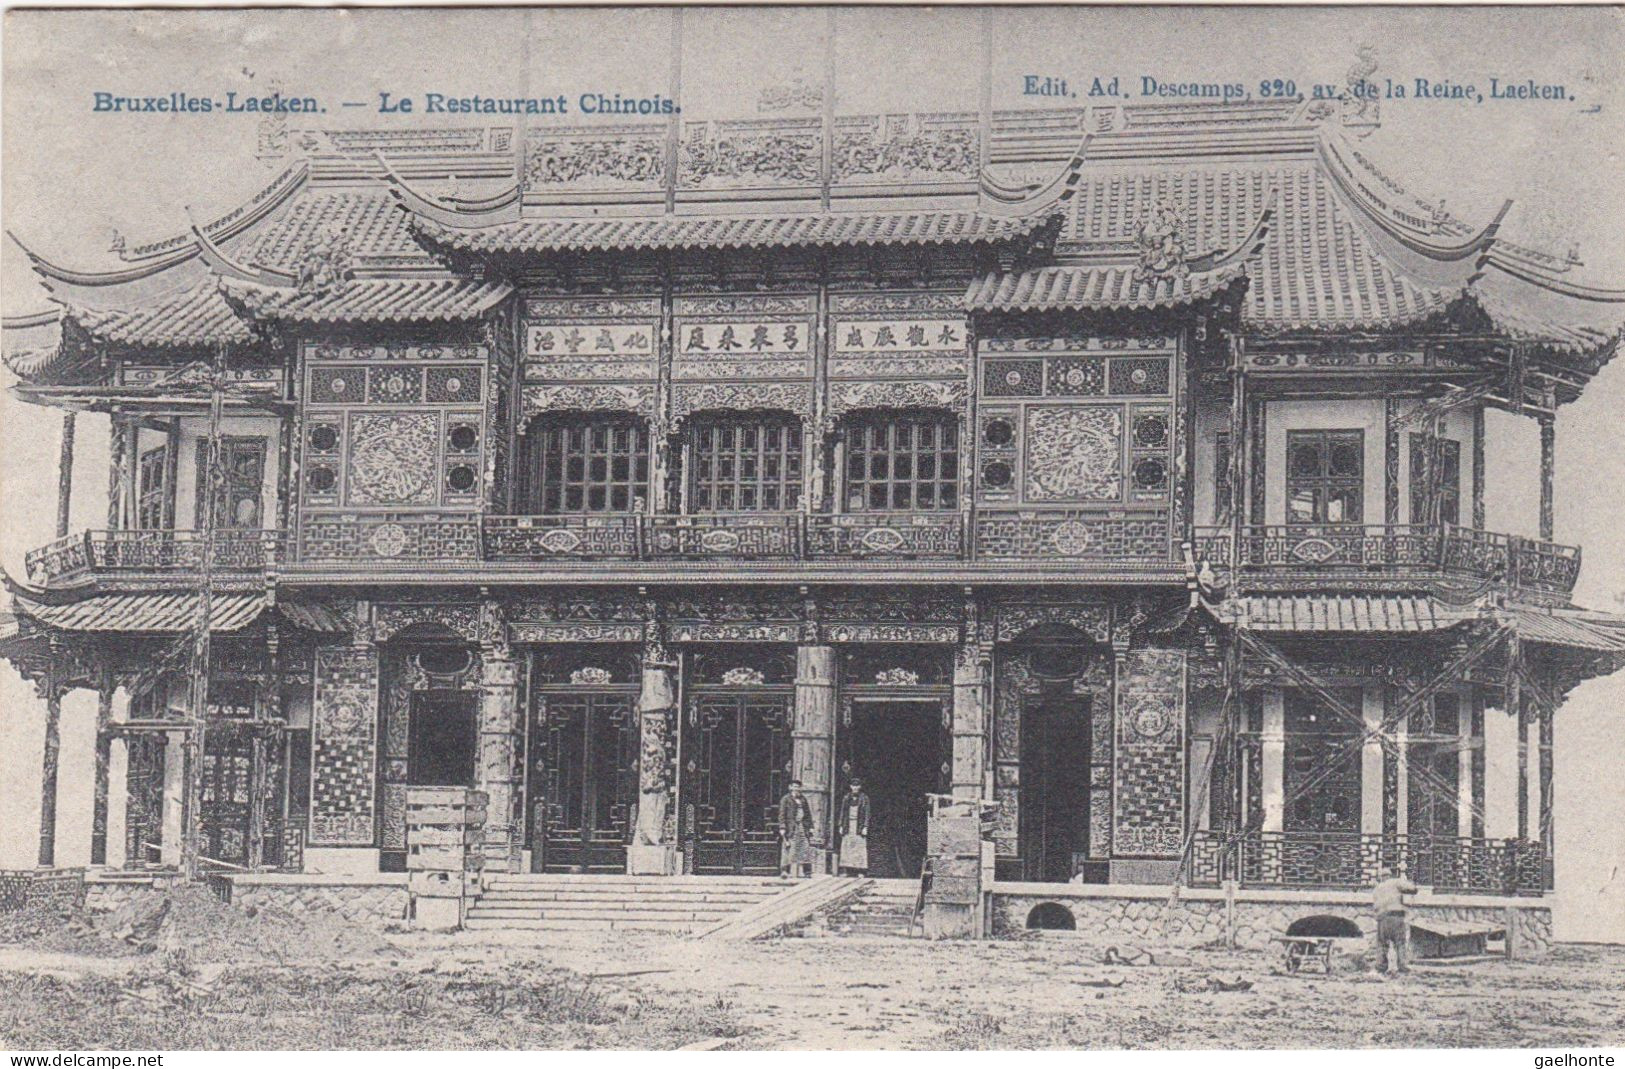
[532,690,638,873]
[684,689,794,875]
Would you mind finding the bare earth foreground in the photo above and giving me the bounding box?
[1,892,1621,1050]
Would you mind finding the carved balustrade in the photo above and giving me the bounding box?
[482,514,641,561]
[1194,523,1581,597]
[24,529,283,586]
[804,511,965,560]
[643,513,802,560]
[1186,830,1549,897]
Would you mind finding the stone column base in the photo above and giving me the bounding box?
[627,843,678,875]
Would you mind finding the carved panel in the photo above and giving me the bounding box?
[1113,648,1187,857]
[346,413,440,506]
[1023,406,1124,502]
[521,383,658,419]
[671,381,814,423]
[679,119,821,189]
[830,113,979,184]
[827,380,967,419]
[995,602,1112,644]
[524,125,666,192]
[310,647,379,846]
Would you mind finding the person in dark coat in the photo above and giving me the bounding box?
[778,780,816,879]
[837,779,871,875]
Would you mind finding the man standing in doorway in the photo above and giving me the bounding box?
[779,780,816,879]
[837,779,870,876]
[1372,864,1419,975]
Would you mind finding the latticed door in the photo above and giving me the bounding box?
[535,692,637,873]
[124,735,166,868]
[200,731,254,867]
[687,691,793,875]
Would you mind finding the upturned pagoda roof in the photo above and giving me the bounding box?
[4,100,1622,391]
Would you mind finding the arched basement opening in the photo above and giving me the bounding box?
[1285,914,1363,939]
[1026,902,1077,930]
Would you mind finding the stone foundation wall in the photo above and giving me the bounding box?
[224,875,410,928]
[991,883,1553,958]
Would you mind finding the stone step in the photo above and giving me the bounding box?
[471,900,745,916]
[464,917,698,932]
[467,907,736,923]
[474,883,773,896]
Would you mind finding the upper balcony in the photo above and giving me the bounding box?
[21,516,1581,597]
[24,529,283,589]
[1193,523,1581,599]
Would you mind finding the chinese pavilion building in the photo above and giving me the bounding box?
[5,99,1624,923]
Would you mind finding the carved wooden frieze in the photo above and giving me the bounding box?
[523,124,667,193]
[521,383,658,419]
[830,113,980,184]
[995,601,1113,644]
[679,118,821,189]
[372,602,481,644]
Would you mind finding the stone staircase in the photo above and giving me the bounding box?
[463,874,797,933]
[803,878,920,938]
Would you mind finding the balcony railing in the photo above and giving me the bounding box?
[1194,523,1581,597]
[482,514,641,561]
[1186,830,1550,897]
[24,529,283,586]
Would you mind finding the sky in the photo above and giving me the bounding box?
[1,6,1622,939]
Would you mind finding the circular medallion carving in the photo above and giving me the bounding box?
[1129,698,1174,740]
[370,522,409,557]
[327,701,365,735]
[1051,520,1093,555]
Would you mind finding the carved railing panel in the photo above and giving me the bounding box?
[976,508,1175,562]
[805,512,964,560]
[1194,524,1580,596]
[1187,830,1549,896]
[482,515,640,561]
[25,529,281,585]
[643,514,801,560]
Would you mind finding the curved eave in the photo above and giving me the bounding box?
[6,163,311,290]
[221,276,513,325]
[378,154,523,227]
[1320,137,1509,266]
[408,205,1061,256]
[966,263,1249,314]
[1483,252,1625,305]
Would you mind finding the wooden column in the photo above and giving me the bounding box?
[477,603,524,874]
[792,644,837,853]
[951,640,989,801]
[91,678,115,866]
[631,638,679,874]
[1538,415,1555,543]
[1470,691,1486,838]
[55,412,76,538]
[1509,631,1528,841]
[107,416,128,528]
[1537,679,1554,850]
[1261,691,1284,832]
[37,675,63,867]
[1471,405,1487,530]
[162,421,181,529]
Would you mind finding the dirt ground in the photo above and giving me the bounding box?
[2,895,1623,1050]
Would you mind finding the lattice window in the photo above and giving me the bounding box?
[841,413,958,511]
[1286,430,1363,525]
[136,445,169,531]
[1283,688,1363,833]
[687,415,802,512]
[523,415,649,514]
[1409,434,1461,527]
